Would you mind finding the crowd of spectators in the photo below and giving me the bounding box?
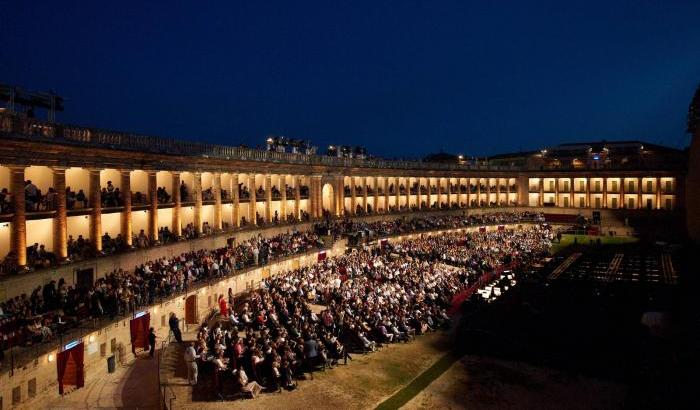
[189,224,552,396]
[314,211,544,241]
[0,230,323,360]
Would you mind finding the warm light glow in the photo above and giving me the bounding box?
[89,335,96,343]
[48,353,55,362]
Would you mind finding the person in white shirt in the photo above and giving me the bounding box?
[184,342,199,385]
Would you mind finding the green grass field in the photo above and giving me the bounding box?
[550,233,639,254]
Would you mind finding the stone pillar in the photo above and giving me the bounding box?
[248,174,257,226]
[350,177,357,215]
[468,177,474,207]
[172,172,182,237]
[148,171,158,242]
[621,177,626,208]
[264,174,272,223]
[537,178,543,207]
[213,172,222,231]
[437,178,444,208]
[496,178,502,206]
[311,175,322,219]
[280,175,287,221]
[394,177,401,211]
[194,172,202,234]
[231,173,240,227]
[361,177,368,212]
[384,177,390,213]
[446,178,452,208]
[427,177,433,209]
[338,175,345,216]
[89,168,102,252]
[53,167,68,261]
[121,170,133,246]
[505,178,511,206]
[554,177,559,207]
[294,176,301,220]
[373,176,379,213]
[602,177,608,208]
[656,177,661,209]
[10,166,26,267]
[569,178,575,208]
[637,177,642,210]
[586,176,591,208]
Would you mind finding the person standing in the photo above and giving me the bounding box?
[184,342,199,385]
[169,313,183,343]
[148,327,157,358]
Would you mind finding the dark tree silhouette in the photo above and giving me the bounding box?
[689,83,700,134]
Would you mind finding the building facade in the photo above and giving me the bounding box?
[0,112,685,270]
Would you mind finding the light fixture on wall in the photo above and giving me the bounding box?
[88,334,96,343]
[47,353,55,362]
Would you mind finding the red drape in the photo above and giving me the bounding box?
[130,313,151,353]
[57,342,84,394]
[317,251,327,261]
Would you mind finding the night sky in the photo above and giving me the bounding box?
[2,1,699,158]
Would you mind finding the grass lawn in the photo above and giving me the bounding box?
[551,233,639,254]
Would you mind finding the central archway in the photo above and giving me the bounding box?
[322,183,335,216]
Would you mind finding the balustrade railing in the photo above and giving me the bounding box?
[1,112,517,171]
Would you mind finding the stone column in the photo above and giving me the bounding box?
[280,175,287,221]
[121,170,133,246]
[496,178,501,206]
[212,172,222,231]
[10,166,26,267]
[89,168,102,252]
[311,175,322,219]
[469,177,474,207]
[194,172,202,234]
[656,177,661,209]
[384,177,390,213]
[394,177,400,211]
[148,171,158,242]
[373,176,379,213]
[554,178,559,207]
[537,178,543,207]
[337,175,345,217]
[585,176,591,208]
[294,176,301,220]
[172,172,182,237]
[637,177,642,210]
[350,177,357,215]
[602,177,608,208]
[427,177,433,209]
[505,178,511,206]
[264,174,272,223]
[362,177,368,212]
[437,178,444,208]
[231,173,240,227]
[248,174,257,226]
[569,178,575,208]
[446,178,452,208]
[53,167,68,261]
[621,177,626,208]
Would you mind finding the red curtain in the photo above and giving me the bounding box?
[479,227,486,232]
[498,225,505,231]
[130,313,151,353]
[317,251,327,261]
[57,342,84,394]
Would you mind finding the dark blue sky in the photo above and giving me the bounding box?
[2,1,699,158]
